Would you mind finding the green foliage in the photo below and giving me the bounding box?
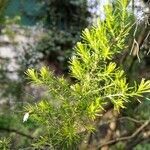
[36,28,79,72]
[25,0,150,149]
[0,0,9,23]
[134,143,150,150]
[1,16,21,39]
[36,0,90,72]
[39,0,89,28]
[0,137,10,150]
[0,0,89,149]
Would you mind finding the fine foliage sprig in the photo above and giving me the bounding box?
[25,0,150,149]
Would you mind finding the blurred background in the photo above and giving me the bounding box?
[0,0,150,149]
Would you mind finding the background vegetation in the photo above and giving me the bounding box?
[0,0,150,149]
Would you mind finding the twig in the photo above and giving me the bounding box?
[119,117,145,124]
[126,131,150,149]
[98,119,150,149]
[130,38,140,62]
[96,117,145,125]
[0,127,34,139]
[133,23,138,37]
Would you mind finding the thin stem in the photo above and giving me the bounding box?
[0,127,34,139]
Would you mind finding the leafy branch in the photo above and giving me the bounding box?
[24,0,150,149]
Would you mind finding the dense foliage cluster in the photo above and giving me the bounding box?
[0,0,150,149]
[0,0,90,149]
[25,0,150,149]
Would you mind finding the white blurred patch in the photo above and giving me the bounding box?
[23,112,29,122]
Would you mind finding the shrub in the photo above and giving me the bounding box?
[25,0,150,149]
